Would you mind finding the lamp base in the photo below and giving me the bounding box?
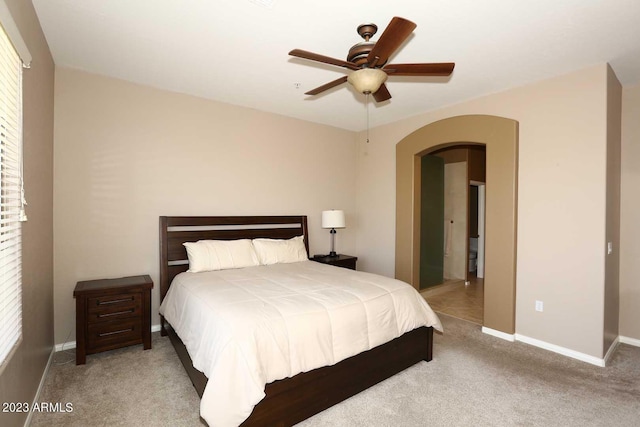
[328,228,338,259]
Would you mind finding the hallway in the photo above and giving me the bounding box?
[421,276,484,325]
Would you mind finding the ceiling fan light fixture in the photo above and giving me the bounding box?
[347,68,387,94]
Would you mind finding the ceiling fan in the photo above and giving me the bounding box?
[289,16,455,102]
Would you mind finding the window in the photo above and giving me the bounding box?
[0,20,25,366]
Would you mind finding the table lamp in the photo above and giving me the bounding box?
[321,210,345,257]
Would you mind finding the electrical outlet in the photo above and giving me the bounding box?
[535,300,544,312]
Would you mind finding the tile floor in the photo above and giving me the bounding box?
[421,276,484,325]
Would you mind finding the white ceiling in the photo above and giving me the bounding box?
[32,0,640,131]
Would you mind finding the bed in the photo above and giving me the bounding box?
[158,215,441,426]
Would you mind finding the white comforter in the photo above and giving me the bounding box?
[159,260,442,427]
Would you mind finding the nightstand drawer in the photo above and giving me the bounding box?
[87,318,142,352]
[87,292,141,323]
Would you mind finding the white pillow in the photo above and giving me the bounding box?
[252,235,308,265]
[183,239,260,273]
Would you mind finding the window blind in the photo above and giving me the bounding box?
[0,22,23,366]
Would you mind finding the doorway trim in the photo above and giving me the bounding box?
[396,115,518,334]
[472,182,486,279]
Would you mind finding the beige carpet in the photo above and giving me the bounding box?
[32,315,640,426]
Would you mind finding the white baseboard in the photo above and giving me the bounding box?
[484,329,637,367]
[55,340,76,352]
[619,335,640,347]
[24,348,55,427]
[482,326,515,342]
[515,333,605,367]
[54,324,162,352]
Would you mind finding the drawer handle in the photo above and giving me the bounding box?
[97,297,134,306]
[97,309,134,318]
[98,328,133,337]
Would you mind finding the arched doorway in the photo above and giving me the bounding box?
[396,115,518,335]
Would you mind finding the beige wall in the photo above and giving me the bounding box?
[620,83,640,340]
[0,1,55,426]
[357,64,614,357]
[53,68,357,344]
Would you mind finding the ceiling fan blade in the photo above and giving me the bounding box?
[305,76,349,95]
[373,84,392,102]
[366,17,416,67]
[289,49,359,71]
[384,62,455,76]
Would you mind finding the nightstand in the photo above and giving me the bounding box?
[311,254,358,270]
[74,275,153,365]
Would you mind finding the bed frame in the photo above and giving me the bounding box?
[159,215,433,426]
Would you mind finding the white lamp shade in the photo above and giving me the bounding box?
[322,210,345,229]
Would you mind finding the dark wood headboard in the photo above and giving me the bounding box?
[159,215,309,303]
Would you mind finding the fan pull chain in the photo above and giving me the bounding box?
[366,93,370,143]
